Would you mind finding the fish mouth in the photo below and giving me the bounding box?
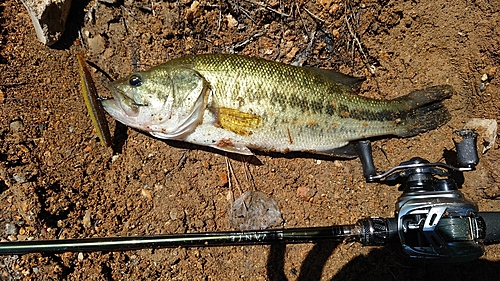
[102,85,141,117]
[101,85,145,130]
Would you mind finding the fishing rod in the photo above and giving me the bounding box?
[1,129,499,263]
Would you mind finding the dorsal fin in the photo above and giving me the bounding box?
[305,67,366,92]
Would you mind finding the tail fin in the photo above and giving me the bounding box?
[395,85,454,137]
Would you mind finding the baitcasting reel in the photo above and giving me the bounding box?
[357,129,485,262]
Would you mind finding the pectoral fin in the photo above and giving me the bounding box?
[213,107,263,136]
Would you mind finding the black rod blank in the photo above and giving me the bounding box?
[0,225,359,255]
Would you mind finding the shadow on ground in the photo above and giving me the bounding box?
[267,240,500,281]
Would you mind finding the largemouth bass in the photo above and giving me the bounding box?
[101,54,453,156]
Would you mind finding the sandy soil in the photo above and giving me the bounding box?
[0,0,499,280]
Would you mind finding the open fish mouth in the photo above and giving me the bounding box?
[102,86,141,117]
[101,87,146,130]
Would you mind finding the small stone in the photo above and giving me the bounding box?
[218,172,228,187]
[286,47,300,61]
[17,235,28,241]
[5,223,19,235]
[77,252,84,261]
[481,73,488,82]
[185,1,201,21]
[141,188,153,200]
[103,48,114,59]
[12,173,26,183]
[479,82,486,92]
[226,14,238,29]
[296,186,310,197]
[317,0,333,8]
[297,186,317,201]
[21,0,72,46]
[331,29,340,38]
[465,118,498,153]
[333,160,343,167]
[487,66,497,79]
[83,210,92,228]
[329,3,340,14]
[169,209,179,220]
[87,34,106,55]
[10,120,24,132]
[111,155,120,162]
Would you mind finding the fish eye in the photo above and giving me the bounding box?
[129,75,143,87]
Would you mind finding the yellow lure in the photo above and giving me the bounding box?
[77,53,112,147]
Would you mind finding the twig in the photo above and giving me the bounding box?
[241,0,290,17]
[291,30,316,67]
[228,0,256,24]
[344,14,372,72]
[225,157,235,202]
[0,255,18,280]
[225,156,242,196]
[239,6,257,25]
[120,5,143,24]
[241,157,257,191]
[303,7,325,23]
[165,151,188,176]
[121,15,129,35]
[137,1,157,16]
[0,82,28,88]
[227,30,267,53]
[295,3,309,35]
[78,30,86,48]
[217,9,222,32]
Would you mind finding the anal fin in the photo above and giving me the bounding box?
[317,142,358,158]
[210,143,254,156]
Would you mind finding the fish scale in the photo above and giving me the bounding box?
[101,54,453,156]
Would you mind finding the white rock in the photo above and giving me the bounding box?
[465,118,498,153]
[21,0,72,46]
[87,34,106,55]
[481,73,488,82]
[226,14,238,29]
